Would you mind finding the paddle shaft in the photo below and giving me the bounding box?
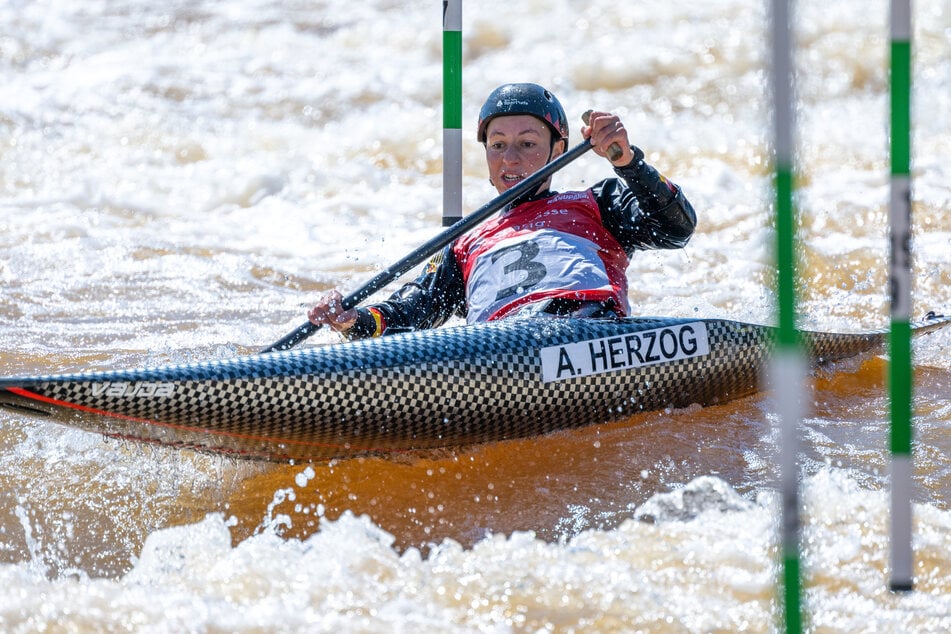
[260,138,595,353]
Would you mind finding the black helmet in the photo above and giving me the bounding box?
[477,83,569,146]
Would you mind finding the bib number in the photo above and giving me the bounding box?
[492,241,547,301]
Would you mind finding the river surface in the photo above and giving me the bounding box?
[1,1,950,631]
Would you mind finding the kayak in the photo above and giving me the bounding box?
[1,314,948,462]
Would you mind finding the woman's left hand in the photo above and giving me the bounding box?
[581,110,635,166]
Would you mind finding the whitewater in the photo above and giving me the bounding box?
[1,1,949,631]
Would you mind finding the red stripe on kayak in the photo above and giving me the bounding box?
[5,386,408,458]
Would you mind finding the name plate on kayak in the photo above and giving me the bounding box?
[540,322,710,383]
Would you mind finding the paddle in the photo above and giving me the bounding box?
[260,136,596,353]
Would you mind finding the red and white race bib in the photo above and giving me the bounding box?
[454,190,631,322]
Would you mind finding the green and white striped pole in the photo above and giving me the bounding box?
[888,0,914,594]
[771,0,805,630]
[442,0,463,226]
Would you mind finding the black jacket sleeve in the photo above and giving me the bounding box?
[592,145,697,253]
[345,245,467,339]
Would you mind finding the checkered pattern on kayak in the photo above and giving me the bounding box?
[3,315,943,461]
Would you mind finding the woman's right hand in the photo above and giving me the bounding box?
[307,290,358,333]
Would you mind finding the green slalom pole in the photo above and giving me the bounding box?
[442,0,463,226]
[771,1,805,631]
[888,0,914,594]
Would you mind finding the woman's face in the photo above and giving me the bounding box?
[484,115,564,194]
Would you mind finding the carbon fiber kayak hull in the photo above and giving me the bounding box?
[1,315,948,462]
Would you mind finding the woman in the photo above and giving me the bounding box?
[308,83,696,338]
